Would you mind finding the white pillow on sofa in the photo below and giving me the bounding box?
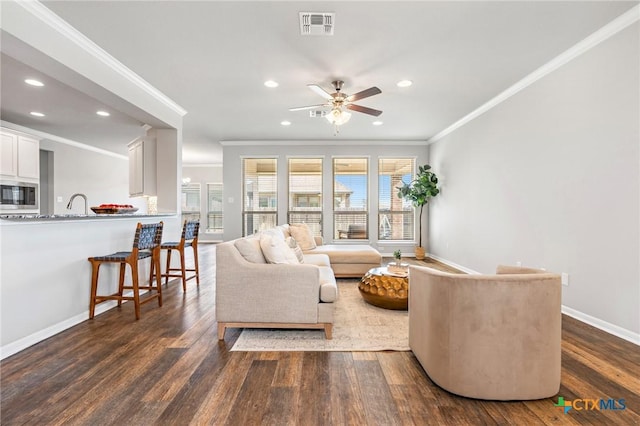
[289,223,317,251]
[234,236,266,263]
[260,234,300,264]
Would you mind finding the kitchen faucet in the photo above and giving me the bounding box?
[66,193,88,215]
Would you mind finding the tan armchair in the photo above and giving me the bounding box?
[408,265,562,400]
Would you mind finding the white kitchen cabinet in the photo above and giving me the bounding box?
[0,131,17,177]
[0,128,40,181]
[128,137,156,197]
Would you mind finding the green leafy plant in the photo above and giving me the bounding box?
[393,249,402,261]
[396,164,440,248]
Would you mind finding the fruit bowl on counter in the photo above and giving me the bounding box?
[91,204,139,214]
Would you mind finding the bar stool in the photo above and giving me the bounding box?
[160,220,200,291]
[88,222,164,320]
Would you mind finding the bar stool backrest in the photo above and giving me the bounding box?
[135,222,164,250]
[183,220,200,242]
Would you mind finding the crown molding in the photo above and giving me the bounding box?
[220,140,427,146]
[16,1,187,118]
[428,4,640,144]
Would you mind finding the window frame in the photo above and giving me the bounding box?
[287,157,323,237]
[242,157,278,236]
[206,182,223,233]
[377,157,416,242]
[332,156,369,241]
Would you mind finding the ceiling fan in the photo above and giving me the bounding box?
[289,80,382,128]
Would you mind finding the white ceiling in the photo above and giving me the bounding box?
[1,1,637,165]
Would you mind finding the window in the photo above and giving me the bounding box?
[243,158,277,236]
[288,158,322,236]
[181,182,200,223]
[207,183,223,233]
[378,158,415,240]
[333,158,368,240]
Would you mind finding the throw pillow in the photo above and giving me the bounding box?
[262,226,286,242]
[286,237,305,263]
[289,223,317,251]
[234,237,266,263]
[260,234,300,264]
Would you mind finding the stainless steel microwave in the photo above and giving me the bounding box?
[0,181,38,210]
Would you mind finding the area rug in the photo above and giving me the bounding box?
[230,279,409,351]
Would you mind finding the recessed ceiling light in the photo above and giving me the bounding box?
[264,80,279,88]
[30,111,45,117]
[373,121,383,126]
[397,80,413,88]
[25,79,44,87]
[96,110,110,117]
[281,120,291,126]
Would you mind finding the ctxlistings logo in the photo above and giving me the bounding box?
[554,396,626,414]
[555,397,573,414]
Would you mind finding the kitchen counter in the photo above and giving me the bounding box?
[0,213,176,223]
[0,214,182,358]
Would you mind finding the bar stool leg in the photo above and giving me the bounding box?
[118,263,126,307]
[193,243,200,287]
[179,249,187,292]
[89,260,100,319]
[154,250,163,307]
[130,260,141,320]
[164,249,173,286]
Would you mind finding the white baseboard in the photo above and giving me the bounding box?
[561,306,640,346]
[427,254,639,347]
[426,253,481,275]
[0,291,147,360]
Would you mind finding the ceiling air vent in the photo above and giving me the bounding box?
[309,110,328,118]
[299,12,335,36]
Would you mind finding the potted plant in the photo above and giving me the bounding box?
[396,164,440,260]
[392,249,402,264]
[389,249,408,274]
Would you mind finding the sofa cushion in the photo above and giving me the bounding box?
[234,236,266,264]
[318,266,338,302]
[260,234,300,264]
[303,253,331,267]
[305,244,381,264]
[286,237,305,263]
[289,223,317,250]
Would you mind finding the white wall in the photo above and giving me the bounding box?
[222,142,429,256]
[428,23,639,339]
[39,139,148,214]
[183,164,223,242]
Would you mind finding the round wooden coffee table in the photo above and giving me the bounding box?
[359,267,409,310]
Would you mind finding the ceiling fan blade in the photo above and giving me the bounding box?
[289,104,330,112]
[346,86,382,102]
[346,104,383,117]
[307,84,334,100]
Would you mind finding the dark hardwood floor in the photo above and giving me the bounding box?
[2,245,639,425]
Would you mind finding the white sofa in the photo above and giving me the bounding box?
[216,228,338,339]
[215,224,382,340]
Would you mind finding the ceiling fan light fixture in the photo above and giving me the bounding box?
[397,79,413,88]
[326,108,351,126]
[264,80,279,88]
